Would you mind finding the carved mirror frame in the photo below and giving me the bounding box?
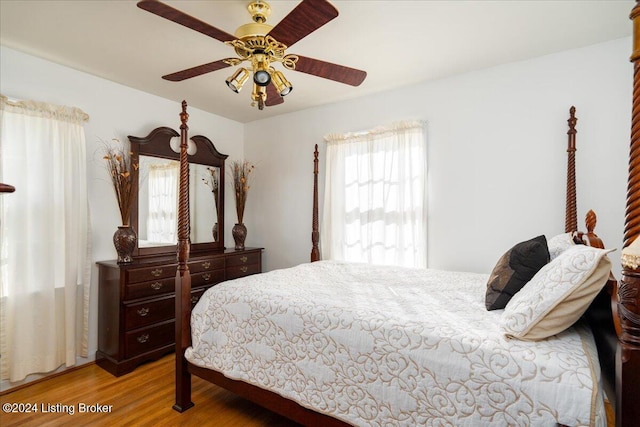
[128,126,228,258]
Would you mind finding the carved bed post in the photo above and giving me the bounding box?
[311,144,320,262]
[173,101,194,412]
[566,106,578,233]
[618,3,640,426]
[0,184,15,193]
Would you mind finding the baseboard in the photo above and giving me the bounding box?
[0,354,96,395]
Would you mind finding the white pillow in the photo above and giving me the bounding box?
[547,232,577,260]
[500,244,613,341]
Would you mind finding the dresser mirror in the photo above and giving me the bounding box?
[128,127,228,258]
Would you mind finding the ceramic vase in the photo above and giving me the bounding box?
[113,225,137,263]
[232,223,247,250]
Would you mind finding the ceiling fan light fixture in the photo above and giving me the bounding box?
[271,70,293,96]
[226,67,250,93]
[253,69,271,86]
[252,54,271,87]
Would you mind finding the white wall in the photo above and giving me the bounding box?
[0,35,632,386]
[244,37,631,279]
[0,46,244,387]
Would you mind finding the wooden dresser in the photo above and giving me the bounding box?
[96,247,262,376]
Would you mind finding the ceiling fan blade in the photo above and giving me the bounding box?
[162,60,231,82]
[265,83,285,106]
[294,56,367,86]
[268,0,339,48]
[137,0,236,43]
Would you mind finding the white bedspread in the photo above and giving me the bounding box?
[186,260,604,427]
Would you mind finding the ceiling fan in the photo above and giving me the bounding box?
[137,0,367,110]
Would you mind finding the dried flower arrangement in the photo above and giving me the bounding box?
[202,167,219,213]
[102,138,138,226]
[230,160,255,224]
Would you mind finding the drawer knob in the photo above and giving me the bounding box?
[240,266,248,273]
[137,307,149,317]
[203,273,211,282]
[240,256,248,263]
[151,268,163,277]
[150,282,162,290]
[191,295,200,304]
[137,334,149,343]
[202,261,211,269]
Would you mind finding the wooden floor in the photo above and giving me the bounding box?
[0,355,300,427]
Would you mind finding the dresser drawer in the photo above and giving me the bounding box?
[192,269,225,288]
[226,263,261,280]
[226,252,260,267]
[127,264,177,284]
[124,296,174,330]
[125,321,174,359]
[189,257,224,273]
[125,277,175,300]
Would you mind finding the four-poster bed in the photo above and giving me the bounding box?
[168,4,640,425]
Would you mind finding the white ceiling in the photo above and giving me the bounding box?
[0,0,634,123]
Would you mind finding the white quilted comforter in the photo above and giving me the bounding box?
[186,260,604,426]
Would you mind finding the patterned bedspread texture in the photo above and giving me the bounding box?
[186,260,604,427]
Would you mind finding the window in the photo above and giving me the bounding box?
[322,121,427,268]
[0,95,91,382]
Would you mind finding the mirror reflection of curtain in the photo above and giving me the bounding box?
[147,162,179,244]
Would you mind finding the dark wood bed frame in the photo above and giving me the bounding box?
[171,4,640,425]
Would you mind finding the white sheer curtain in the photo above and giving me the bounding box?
[0,95,91,382]
[322,121,427,268]
[147,162,178,244]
